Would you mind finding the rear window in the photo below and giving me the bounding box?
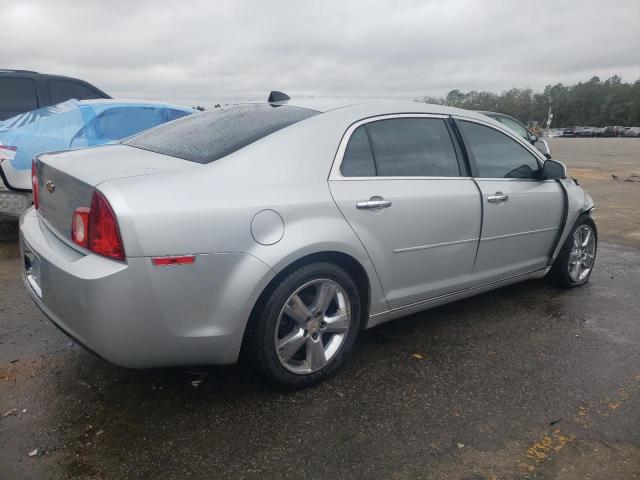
[125,104,319,164]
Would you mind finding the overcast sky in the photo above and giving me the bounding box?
[2,0,639,106]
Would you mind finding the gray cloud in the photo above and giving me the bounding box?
[2,0,639,106]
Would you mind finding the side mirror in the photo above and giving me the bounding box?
[529,134,539,143]
[542,159,566,180]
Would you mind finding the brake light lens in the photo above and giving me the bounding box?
[31,159,39,210]
[71,190,125,261]
[88,190,124,261]
[0,145,17,161]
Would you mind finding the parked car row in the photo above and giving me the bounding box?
[560,125,639,137]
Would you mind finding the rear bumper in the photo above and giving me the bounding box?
[0,161,31,216]
[20,209,275,368]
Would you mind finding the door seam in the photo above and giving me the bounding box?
[471,178,484,271]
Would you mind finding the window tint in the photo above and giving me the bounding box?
[125,104,319,164]
[48,79,103,104]
[0,78,37,114]
[365,118,460,177]
[497,116,529,140]
[340,125,376,176]
[458,121,540,179]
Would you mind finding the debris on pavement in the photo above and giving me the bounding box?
[611,173,639,182]
[3,408,17,417]
[411,353,424,360]
[28,448,38,457]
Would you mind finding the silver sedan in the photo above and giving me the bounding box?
[20,95,597,388]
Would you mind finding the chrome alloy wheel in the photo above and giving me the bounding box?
[568,224,596,283]
[274,279,352,374]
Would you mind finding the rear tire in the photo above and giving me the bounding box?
[252,262,361,389]
[547,215,597,288]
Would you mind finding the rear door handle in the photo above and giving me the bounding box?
[356,197,392,210]
[487,192,509,203]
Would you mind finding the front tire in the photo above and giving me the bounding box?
[252,262,361,389]
[547,215,597,288]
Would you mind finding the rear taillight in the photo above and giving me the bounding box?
[0,145,17,161]
[71,190,125,261]
[31,159,39,209]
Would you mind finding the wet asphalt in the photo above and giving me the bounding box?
[0,223,638,479]
[1,138,639,479]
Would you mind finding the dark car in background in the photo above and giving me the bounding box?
[562,126,582,137]
[603,126,626,137]
[579,127,596,137]
[0,69,110,120]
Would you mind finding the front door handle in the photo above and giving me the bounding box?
[487,192,509,203]
[356,197,392,210]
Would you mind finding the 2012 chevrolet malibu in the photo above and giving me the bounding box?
[20,96,597,388]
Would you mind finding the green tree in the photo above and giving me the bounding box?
[418,75,640,127]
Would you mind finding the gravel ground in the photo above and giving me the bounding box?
[0,138,638,480]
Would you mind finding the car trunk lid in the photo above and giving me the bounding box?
[36,144,199,244]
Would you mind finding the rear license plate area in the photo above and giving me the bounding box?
[24,242,42,298]
[0,191,26,215]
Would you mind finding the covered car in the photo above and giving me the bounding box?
[0,99,195,216]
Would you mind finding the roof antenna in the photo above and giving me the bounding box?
[268,91,290,103]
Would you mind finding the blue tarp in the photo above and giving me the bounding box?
[0,100,194,170]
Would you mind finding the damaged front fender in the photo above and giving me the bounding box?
[549,177,596,265]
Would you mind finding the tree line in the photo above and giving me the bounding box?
[418,75,640,128]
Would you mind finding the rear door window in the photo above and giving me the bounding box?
[365,118,460,177]
[0,78,38,117]
[48,79,103,104]
[125,104,319,164]
[340,125,377,177]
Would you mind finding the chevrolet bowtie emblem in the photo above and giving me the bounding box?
[45,180,55,193]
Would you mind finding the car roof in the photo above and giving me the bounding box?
[269,97,497,124]
[0,70,85,82]
[0,69,87,80]
[0,69,39,75]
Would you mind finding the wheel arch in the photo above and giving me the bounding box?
[240,250,373,359]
